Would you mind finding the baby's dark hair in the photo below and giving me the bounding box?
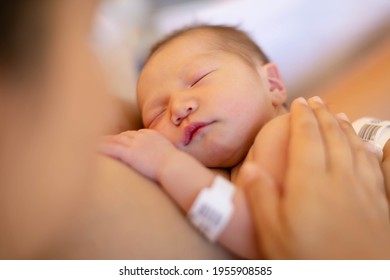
[147,24,270,67]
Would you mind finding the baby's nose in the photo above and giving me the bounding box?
[171,105,195,126]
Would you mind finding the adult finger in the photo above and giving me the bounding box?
[288,98,326,178]
[308,97,353,173]
[337,116,384,193]
[382,148,390,212]
[243,162,284,258]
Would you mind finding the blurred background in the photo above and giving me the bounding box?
[92,0,390,104]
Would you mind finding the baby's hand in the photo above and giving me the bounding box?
[100,129,177,181]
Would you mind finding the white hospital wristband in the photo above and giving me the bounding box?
[353,117,390,158]
[187,175,235,242]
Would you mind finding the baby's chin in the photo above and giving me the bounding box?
[178,132,253,168]
[189,146,248,169]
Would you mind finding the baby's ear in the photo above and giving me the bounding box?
[262,63,287,106]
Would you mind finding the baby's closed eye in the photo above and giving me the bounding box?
[148,109,166,128]
[189,70,216,88]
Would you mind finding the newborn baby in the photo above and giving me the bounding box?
[101,25,335,259]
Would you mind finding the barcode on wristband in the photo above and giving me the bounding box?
[187,175,235,241]
[358,124,381,142]
[198,205,222,225]
[189,204,223,235]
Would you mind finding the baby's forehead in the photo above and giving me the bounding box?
[153,31,221,60]
[141,36,222,78]
[163,29,261,67]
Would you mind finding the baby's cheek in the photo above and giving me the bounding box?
[153,122,178,145]
[252,115,290,188]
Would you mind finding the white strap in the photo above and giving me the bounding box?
[187,175,235,242]
[353,118,390,160]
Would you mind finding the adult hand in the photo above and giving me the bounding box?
[244,96,390,259]
[100,129,177,181]
[382,141,390,210]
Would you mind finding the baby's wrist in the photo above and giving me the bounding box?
[155,149,184,184]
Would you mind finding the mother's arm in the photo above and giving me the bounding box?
[60,156,233,259]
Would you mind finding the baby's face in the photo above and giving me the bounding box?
[137,32,277,167]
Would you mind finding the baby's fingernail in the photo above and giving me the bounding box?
[336,112,350,122]
[310,96,323,104]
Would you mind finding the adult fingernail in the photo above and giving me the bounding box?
[310,96,323,104]
[336,112,350,122]
[296,97,308,105]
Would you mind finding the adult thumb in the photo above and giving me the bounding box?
[241,162,280,251]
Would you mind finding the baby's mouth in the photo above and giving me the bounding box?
[184,122,214,145]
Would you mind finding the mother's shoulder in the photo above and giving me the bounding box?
[83,155,234,259]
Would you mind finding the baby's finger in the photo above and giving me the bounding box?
[100,131,138,147]
[99,143,131,162]
[108,130,140,146]
[119,130,139,138]
[308,97,353,173]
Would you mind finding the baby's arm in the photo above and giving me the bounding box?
[245,114,290,190]
[100,129,259,259]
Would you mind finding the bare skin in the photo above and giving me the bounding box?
[84,28,387,258]
[1,0,390,260]
[383,141,390,211]
[0,0,232,260]
[56,156,233,259]
[100,30,390,259]
[246,98,390,259]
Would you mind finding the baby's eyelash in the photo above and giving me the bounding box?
[190,70,214,87]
